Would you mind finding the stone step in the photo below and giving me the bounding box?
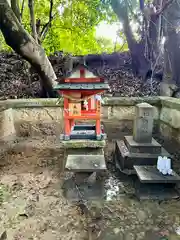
[65,154,107,172]
[62,139,106,149]
[124,136,161,154]
[134,181,179,200]
[114,140,171,171]
[134,165,180,183]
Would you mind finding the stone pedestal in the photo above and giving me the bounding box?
[62,139,106,201]
[114,102,180,199]
[114,102,171,174]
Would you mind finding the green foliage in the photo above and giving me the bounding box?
[0,0,128,55]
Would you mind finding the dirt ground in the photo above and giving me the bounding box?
[0,123,180,240]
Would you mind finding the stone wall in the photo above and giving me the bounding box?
[3,96,180,143]
[159,97,180,143]
[0,97,161,140]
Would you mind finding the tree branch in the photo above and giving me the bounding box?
[11,0,21,21]
[155,0,174,15]
[49,0,53,27]
[110,0,136,50]
[0,0,57,97]
[28,0,38,43]
[40,12,57,42]
[40,0,55,41]
[20,0,25,20]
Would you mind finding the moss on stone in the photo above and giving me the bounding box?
[103,96,161,106]
[160,97,180,111]
[62,139,106,149]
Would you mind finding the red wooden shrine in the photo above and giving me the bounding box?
[54,63,109,140]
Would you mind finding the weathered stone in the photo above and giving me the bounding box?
[66,148,103,155]
[109,106,135,120]
[159,122,180,143]
[65,154,106,172]
[160,107,180,129]
[62,139,106,148]
[114,140,170,171]
[31,122,62,136]
[133,103,154,143]
[124,136,161,154]
[63,176,104,201]
[13,107,63,122]
[135,182,179,200]
[0,108,16,141]
[103,96,161,106]
[134,165,180,183]
[15,121,31,137]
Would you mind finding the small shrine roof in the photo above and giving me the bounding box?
[58,62,101,81]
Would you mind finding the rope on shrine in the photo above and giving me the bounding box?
[56,93,103,105]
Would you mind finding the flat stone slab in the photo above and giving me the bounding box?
[62,139,106,149]
[135,181,179,200]
[134,165,180,183]
[65,154,107,172]
[114,140,171,172]
[62,177,104,201]
[124,136,161,154]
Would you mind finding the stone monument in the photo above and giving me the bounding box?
[114,102,170,174]
[115,102,180,200]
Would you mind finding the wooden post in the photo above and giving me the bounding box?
[96,99,101,138]
[64,97,70,137]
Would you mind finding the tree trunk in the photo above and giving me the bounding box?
[111,0,151,79]
[0,0,57,97]
[161,0,180,96]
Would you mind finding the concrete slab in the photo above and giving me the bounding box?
[124,136,161,154]
[62,139,106,149]
[65,154,107,172]
[134,165,180,183]
[135,181,179,200]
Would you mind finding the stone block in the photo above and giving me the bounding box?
[109,106,135,120]
[160,107,180,129]
[114,140,171,171]
[62,139,106,149]
[13,107,63,122]
[124,136,161,154]
[133,103,154,143]
[0,108,16,141]
[135,102,154,117]
[160,107,173,126]
[134,165,180,183]
[65,154,106,172]
[135,182,179,200]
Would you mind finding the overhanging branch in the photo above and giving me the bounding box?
[28,0,38,43]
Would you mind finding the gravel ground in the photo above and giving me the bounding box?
[0,122,180,240]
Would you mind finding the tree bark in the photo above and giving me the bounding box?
[0,0,57,97]
[111,0,151,79]
[11,0,21,22]
[161,0,180,96]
